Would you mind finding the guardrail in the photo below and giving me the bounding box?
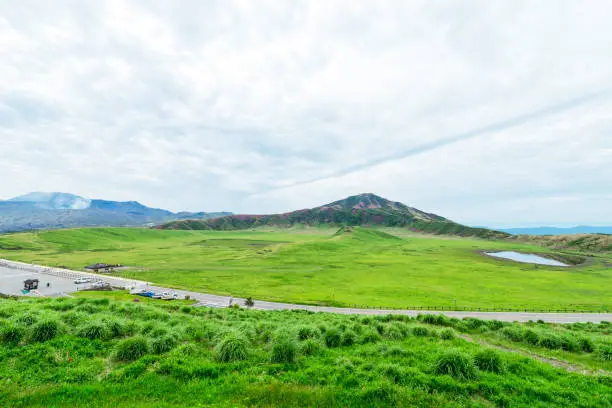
[343,304,608,314]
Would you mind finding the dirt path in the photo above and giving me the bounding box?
[459,334,609,376]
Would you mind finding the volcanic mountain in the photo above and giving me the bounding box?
[159,193,509,239]
[0,192,231,233]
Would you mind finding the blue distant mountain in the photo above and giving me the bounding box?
[499,226,612,235]
[0,192,231,233]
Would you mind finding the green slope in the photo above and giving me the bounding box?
[2,227,610,311]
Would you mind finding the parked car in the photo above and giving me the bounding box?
[92,281,109,289]
[74,277,92,284]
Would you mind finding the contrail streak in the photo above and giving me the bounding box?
[258,89,612,194]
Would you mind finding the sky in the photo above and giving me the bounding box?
[0,1,611,227]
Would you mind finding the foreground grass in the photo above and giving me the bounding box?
[1,227,611,310]
[0,297,610,407]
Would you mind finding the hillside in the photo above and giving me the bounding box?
[501,225,612,235]
[512,233,612,253]
[159,193,509,239]
[0,192,231,232]
[0,296,610,407]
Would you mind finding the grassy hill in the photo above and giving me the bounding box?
[0,296,610,407]
[1,227,610,311]
[158,193,510,240]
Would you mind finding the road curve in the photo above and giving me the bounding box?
[2,259,610,324]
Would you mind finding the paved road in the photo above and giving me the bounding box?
[2,259,610,323]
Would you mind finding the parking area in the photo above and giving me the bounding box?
[0,265,80,296]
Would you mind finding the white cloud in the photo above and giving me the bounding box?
[0,0,611,225]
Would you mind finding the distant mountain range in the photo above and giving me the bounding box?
[499,226,612,235]
[0,192,231,233]
[159,193,510,239]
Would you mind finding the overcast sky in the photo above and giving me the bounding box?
[1,1,611,227]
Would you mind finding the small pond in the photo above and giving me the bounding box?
[485,251,568,267]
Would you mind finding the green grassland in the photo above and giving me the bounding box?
[0,297,610,407]
[1,227,611,310]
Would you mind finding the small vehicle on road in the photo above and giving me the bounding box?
[74,277,92,284]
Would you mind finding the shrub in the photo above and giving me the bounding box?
[215,333,249,362]
[180,306,192,314]
[152,335,178,354]
[77,322,109,340]
[244,297,255,308]
[578,336,595,353]
[474,349,505,373]
[501,327,524,342]
[115,337,150,361]
[324,328,342,348]
[341,330,357,346]
[300,339,321,356]
[1,323,24,344]
[270,335,297,363]
[595,344,612,361]
[538,333,562,350]
[412,326,429,337]
[433,350,478,380]
[439,328,456,340]
[30,320,60,342]
[297,326,318,341]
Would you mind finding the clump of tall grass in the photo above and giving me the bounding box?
[15,313,37,326]
[297,325,318,340]
[115,337,150,361]
[270,334,297,363]
[433,350,478,380]
[77,322,109,340]
[538,333,562,350]
[361,328,382,344]
[215,332,249,362]
[324,328,342,348]
[412,326,429,337]
[595,344,612,361]
[384,326,404,341]
[578,336,594,353]
[439,328,456,340]
[501,327,524,342]
[1,323,24,344]
[523,329,539,345]
[299,339,321,356]
[29,319,61,342]
[474,349,505,373]
[341,330,357,346]
[152,334,178,354]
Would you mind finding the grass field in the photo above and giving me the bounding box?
[1,227,611,311]
[0,296,610,407]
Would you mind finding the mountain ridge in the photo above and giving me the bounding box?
[158,193,509,239]
[0,192,231,233]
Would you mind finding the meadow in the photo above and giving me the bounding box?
[0,227,610,311]
[0,296,610,407]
